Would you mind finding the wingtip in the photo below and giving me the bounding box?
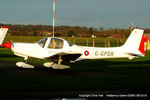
[1,26,9,29]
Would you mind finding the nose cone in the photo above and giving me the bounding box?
[3,42,12,49]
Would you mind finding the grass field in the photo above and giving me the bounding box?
[0,48,150,92]
[0,36,150,98]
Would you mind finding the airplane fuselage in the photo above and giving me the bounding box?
[11,42,137,62]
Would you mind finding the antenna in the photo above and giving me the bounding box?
[131,22,134,27]
[129,21,134,32]
[53,0,55,37]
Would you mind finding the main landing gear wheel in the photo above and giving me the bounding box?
[43,61,70,70]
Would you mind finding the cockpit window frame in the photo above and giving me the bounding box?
[67,41,74,47]
[48,38,64,49]
[37,38,48,48]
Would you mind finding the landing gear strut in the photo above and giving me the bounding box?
[24,57,28,63]
[58,56,62,64]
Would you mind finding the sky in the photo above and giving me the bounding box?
[0,0,150,29]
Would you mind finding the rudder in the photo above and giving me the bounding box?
[122,29,145,56]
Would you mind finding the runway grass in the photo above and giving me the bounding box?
[0,48,150,92]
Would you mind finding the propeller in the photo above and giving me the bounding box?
[2,42,12,49]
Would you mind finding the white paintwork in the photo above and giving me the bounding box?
[16,62,34,69]
[51,64,70,69]
[43,62,54,68]
[10,29,145,69]
[43,62,70,69]
[72,29,144,61]
[0,27,8,45]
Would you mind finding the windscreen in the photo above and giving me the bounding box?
[37,38,48,48]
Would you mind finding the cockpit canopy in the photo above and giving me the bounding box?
[48,38,63,49]
[37,38,48,48]
[37,37,74,49]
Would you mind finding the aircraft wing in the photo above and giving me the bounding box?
[45,52,82,62]
[0,26,8,45]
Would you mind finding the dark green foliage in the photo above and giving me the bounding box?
[33,31,38,36]
[0,23,134,37]
[67,30,75,37]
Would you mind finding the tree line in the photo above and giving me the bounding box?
[1,23,150,37]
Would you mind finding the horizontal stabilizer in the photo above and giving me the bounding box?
[126,53,144,57]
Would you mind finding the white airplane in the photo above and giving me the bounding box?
[0,26,9,47]
[3,28,145,69]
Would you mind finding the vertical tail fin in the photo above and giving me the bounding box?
[0,26,8,45]
[122,29,145,56]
